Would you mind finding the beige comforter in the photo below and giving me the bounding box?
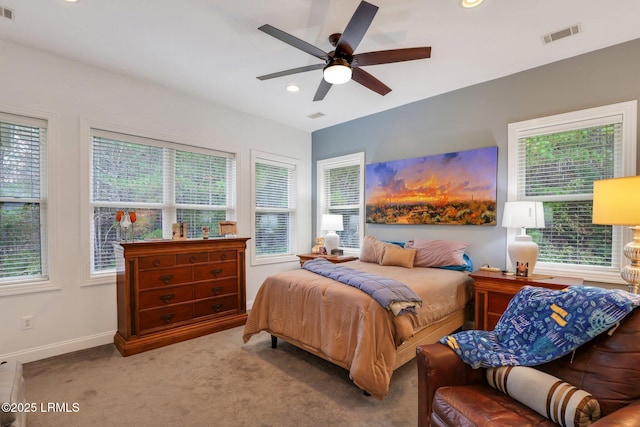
[242,260,473,399]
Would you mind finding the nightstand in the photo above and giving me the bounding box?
[470,270,583,330]
[297,253,359,267]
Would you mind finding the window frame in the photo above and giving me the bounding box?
[506,100,637,284]
[0,107,59,296]
[251,150,299,266]
[81,119,237,286]
[316,152,365,256]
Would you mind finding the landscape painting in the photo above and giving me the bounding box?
[365,146,498,225]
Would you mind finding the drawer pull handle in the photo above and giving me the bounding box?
[220,253,227,261]
[212,286,223,295]
[160,294,175,303]
[160,313,175,323]
[153,259,160,267]
[211,303,224,313]
[159,275,174,285]
[189,256,196,263]
[210,268,223,277]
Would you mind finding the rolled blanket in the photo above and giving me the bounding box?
[302,258,422,316]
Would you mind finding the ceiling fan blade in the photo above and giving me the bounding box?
[354,47,432,67]
[258,24,328,60]
[336,1,378,57]
[313,79,333,101]
[351,67,391,96]
[257,63,325,80]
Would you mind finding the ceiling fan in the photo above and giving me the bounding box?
[256,1,432,101]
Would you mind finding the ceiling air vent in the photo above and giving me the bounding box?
[1,5,14,20]
[307,112,325,120]
[542,24,581,44]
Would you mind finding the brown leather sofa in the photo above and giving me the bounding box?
[416,308,640,427]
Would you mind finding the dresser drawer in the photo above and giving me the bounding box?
[176,252,208,265]
[139,285,193,309]
[193,262,237,281]
[194,295,238,318]
[139,303,193,333]
[210,250,237,262]
[194,277,238,299]
[138,254,175,270]
[138,267,192,290]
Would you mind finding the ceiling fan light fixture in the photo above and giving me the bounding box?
[459,0,484,8]
[323,58,352,85]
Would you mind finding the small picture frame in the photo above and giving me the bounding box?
[172,223,187,241]
[515,261,529,277]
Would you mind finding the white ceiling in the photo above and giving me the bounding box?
[1,0,640,133]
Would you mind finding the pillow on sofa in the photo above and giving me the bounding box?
[405,239,469,268]
[486,366,600,427]
[360,236,387,264]
[381,245,416,268]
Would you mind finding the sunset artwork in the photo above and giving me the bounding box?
[365,146,498,225]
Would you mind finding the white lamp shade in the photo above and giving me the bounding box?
[321,214,343,254]
[321,214,344,232]
[502,201,545,230]
[502,201,545,277]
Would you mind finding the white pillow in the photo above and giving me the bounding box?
[486,366,600,427]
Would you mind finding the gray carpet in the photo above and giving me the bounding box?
[23,326,418,426]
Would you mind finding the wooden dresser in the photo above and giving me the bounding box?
[471,270,583,331]
[113,238,249,356]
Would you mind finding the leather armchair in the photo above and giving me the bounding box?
[416,308,640,427]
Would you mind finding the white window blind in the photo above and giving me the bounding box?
[517,122,622,267]
[0,112,48,282]
[91,129,236,273]
[254,157,296,258]
[508,101,636,282]
[318,153,364,251]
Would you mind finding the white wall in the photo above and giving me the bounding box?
[0,40,311,363]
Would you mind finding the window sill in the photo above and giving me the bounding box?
[82,271,116,287]
[251,254,299,266]
[534,265,627,287]
[0,281,61,297]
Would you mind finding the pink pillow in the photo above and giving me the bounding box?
[405,239,469,268]
[360,236,387,264]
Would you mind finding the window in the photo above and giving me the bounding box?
[317,152,364,253]
[0,112,48,284]
[91,129,236,273]
[507,101,636,283]
[252,151,297,264]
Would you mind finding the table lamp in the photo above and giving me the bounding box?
[321,214,343,255]
[592,176,640,293]
[502,201,545,277]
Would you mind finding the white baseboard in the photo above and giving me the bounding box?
[0,331,115,364]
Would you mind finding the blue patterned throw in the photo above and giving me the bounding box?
[441,285,640,368]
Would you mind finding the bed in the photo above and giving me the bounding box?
[242,237,474,400]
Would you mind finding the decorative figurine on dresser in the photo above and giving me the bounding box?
[113,238,249,356]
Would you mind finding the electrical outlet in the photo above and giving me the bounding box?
[22,315,33,330]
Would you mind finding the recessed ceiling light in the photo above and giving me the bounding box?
[65,0,79,3]
[286,84,300,93]
[460,0,484,8]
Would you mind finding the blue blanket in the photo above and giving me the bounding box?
[440,285,640,368]
[302,258,422,316]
